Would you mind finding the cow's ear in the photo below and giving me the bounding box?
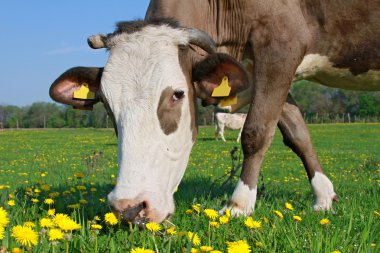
[49,67,103,110]
[192,53,249,106]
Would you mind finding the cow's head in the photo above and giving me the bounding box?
[50,19,249,223]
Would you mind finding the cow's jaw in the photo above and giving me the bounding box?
[101,26,196,223]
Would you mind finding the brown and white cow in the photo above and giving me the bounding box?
[50,0,380,223]
[215,112,247,142]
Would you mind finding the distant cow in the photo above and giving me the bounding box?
[215,112,246,142]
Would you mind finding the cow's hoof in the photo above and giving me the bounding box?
[218,204,253,217]
[313,194,338,211]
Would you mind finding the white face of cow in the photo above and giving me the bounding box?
[49,20,249,223]
[102,25,195,223]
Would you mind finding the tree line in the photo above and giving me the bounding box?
[1,81,379,129]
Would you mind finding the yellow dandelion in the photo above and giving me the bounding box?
[210,251,222,253]
[146,222,161,232]
[166,226,177,235]
[262,217,269,223]
[186,209,194,214]
[331,251,341,253]
[40,218,55,228]
[210,221,220,228]
[285,202,294,211]
[91,224,103,230]
[203,209,218,220]
[99,198,106,203]
[374,211,380,217]
[219,215,229,224]
[41,185,51,191]
[244,217,261,229]
[320,218,330,226]
[68,203,80,209]
[74,172,85,179]
[48,209,55,216]
[0,226,4,240]
[10,248,23,253]
[130,247,155,253]
[255,242,263,247]
[90,188,97,192]
[44,198,54,205]
[23,221,36,228]
[226,240,251,253]
[371,243,376,247]
[94,216,101,221]
[0,207,10,227]
[31,198,39,203]
[192,204,201,213]
[55,217,81,232]
[293,215,302,222]
[48,228,64,241]
[200,245,213,252]
[104,212,118,225]
[11,225,38,247]
[187,231,201,246]
[8,199,15,206]
[34,189,41,193]
[225,208,231,218]
[273,210,283,219]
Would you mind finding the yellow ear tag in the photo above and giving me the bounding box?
[220,96,238,107]
[211,76,231,97]
[73,83,95,100]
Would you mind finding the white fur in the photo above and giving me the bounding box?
[295,54,380,91]
[102,25,194,220]
[220,179,257,216]
[311,172,336,211]
[215,112,246,142]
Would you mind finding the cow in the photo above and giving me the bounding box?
[214,112,247,142]
[49,0,380,223]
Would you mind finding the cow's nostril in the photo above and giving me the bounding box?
[121,202,145,222]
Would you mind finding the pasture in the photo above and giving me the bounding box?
[0,124,379,252]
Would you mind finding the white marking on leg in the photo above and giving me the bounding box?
[220,179,257,216]
[311,172,336,211]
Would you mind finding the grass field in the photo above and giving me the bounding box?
[0,124,379,252]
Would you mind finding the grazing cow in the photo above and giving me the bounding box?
[215,112,247,142]
[50,0,380,223]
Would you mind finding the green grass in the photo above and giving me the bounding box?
[0,124,379,252]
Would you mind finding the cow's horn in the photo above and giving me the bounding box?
[87,34,107,49]
[186,28,216,54]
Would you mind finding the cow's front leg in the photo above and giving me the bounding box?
[278,95,338,210]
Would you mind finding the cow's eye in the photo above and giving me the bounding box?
[172,90,185,101]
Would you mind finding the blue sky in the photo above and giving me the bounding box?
[0,1,150,106]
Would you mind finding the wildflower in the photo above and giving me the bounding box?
[371,243,376,247]
[44,198,54,205]
[293,215,302,222]
[273,210,283,219]
[374,211,380,217]
[225,208,231,217]
[94,216,101,221]
[68,203,80,209]
[91,224,102,230]
[24,221,36,228]
[48,228,64,241]
[285,202,294,211]
[0,226,4,240]
[320,218,330,226]
[99,198,106,203]
[56,217,81,232]
[130,247,155,253]
[146,222,161,232]
[31,198,39,203]
[40,218,55,228]
[10,248,23,253]
[210,221,220,228]
[186,209,194,214]
[192,204,201,213]
[244,217,261,229]
[255,242,263,247]
[210,251,222,253]
[11,225,38,247]
[219,215,229,224]
[203,209,218,220]
[262,217,269,223]
[331,251,341,253]
[8,199,15,206]
[166,226,177,235]
[187,231,201,246]
[104,212,118,225]
[90,188,97,192]
[41,185,51,191]
[34,189,41,193]
[54,213,69,224]
[0,207,10,227]
[226,240,251,253]
[74,172,85,179]
[79,199,88,205]
[200,245,213,252]
[48,209,55,216]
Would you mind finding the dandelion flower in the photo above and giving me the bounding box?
[210,221,220,228]
[0,207,10,227]
[210,251,222,253]
[293,215,302,222]
[55,217,81,232]
[40,218,55,228]
[130,247,155,253]
[24,221,36,228]
[74,172,85,179]
[94,216,101,221]
[255,242,263,247]
[225,208,231,218]
[11,225,38,247]
[226,240,251,253]
[31,198,39,203]
[0,226,4,240]
[273,210,283,219]
[371,243,376,247]
[48,228,64,241]
[331,251,341,253]
[192,203,201,213]
[187,231,201,246]
[48,209,55,216]
[374,211,380,217]
[104,212,118,225]
[44,198,54,205]
[320,218,330,226]
[244,217,261,229]
[200,245,213,252]
[11,248,23,253]
[186,209,193,214]
[146,222,161,232]
[285,202,294,211]
[203,209,218,220]
[166,226,177,235]
[219,215,229,224]
[8,200,15,206]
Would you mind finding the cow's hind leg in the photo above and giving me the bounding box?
[220,125,226,142]
[236,128,243,142]
[278,95,338,210]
